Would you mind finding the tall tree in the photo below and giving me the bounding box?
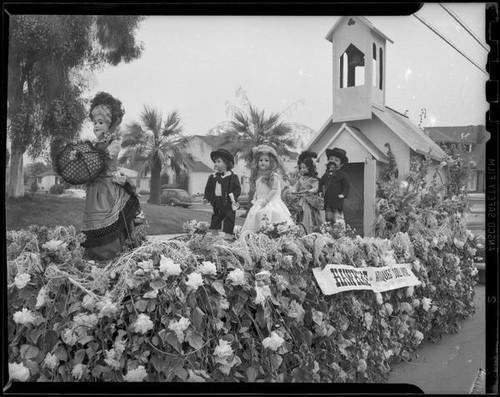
[120,107,194,205]
[7,15,144,197]
[210,88,298,166]
[209,88,301,199]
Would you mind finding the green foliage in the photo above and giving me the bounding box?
[30,182,39,194]
[7,15,144,197]
[210,88,299,167]
[375,154,466,239]
[49,184,65,195]
[7,211,477,383]
[120,107,194,205]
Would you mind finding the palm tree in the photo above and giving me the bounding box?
[209,88,301,200]
[120,106,194,205]
[211,89,299,165]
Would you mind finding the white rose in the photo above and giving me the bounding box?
[227,269,245,286]
[71,364,87,380]
[197,261,217,276]
[43,353,59,370]
[186,272,204,290]
[9,362,30,382]
[123,366,148,382]
[254,285,271,305]
[168,317,191,343]
[422,297,432,312]
[159,256,182,276]
[262,331,285,351]
[134,314,154,334]
[213,339,234,365]
[14,273,31,289]
[42,239,67,251]
[13,308,36,325]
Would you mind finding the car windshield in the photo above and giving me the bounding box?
[468,200,485,213]
[176,190,189,198]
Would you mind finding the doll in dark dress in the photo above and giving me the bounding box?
[318,148,350,224]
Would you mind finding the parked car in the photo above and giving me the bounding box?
[59,188,86,199]
[465,192,485,237]
[160,188,192,207]
[237,194,251,210]
[465,192,485,264]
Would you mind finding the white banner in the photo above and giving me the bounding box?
[312,263,420,296]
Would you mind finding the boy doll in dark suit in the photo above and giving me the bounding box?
[318,148,350,224]
[203,149,241,240]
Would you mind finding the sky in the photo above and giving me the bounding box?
[34,3,492,158]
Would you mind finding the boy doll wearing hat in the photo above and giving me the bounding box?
[318,147,350,224]
[203,149,242,241]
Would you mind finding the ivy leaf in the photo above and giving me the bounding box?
[28,328,43,345]
[186,329,204,350]
[54,345,68,362]
[165,331,182,353]
[78,335,94,346]
[211,280,226,296]
[174,367,188,381]
[191,307,205,331]
[151,354,171,373]
[20,344,40,360]
[151,278,167,290]
[135,299,148,312]
[74,349,86,364]
[246,366,258,382]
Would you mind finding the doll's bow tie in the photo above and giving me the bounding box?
[215,172,225,181]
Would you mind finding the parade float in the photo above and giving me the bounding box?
[7,172,478,383]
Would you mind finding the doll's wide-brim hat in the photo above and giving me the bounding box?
[210,148,234,165]
[326,147,348,165]
[252,144,278,158]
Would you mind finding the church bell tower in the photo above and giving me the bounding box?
[326,16,393,123]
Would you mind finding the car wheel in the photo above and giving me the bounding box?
[169,199,176,206]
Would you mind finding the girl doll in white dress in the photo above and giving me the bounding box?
[241,145,293,233]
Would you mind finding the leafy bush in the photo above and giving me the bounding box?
[30,182,38,194]
[7,213,477,383]
[49,183,65,195]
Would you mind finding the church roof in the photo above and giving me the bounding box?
[325,16,394,44]
[373,107,447,161]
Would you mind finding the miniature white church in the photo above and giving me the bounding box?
[306,16,446,236]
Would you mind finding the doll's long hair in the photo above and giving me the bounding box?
[249,151,284,190]
[298,151,318,179]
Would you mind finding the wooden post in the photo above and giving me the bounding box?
[364,157,377,237]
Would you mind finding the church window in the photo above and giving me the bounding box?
[339,44,365,88]
[372,43,377,87]
[379,48,384,89]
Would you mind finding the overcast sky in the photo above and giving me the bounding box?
[52,4,491,150]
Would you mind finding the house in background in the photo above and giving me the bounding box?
[185,135,303,196]
[116,167,151,193]
[305,16,446,236]
[423,125,490,193]
[37,170,63,192]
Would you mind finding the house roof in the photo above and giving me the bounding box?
[373,107,447,161]
[117,167,139,178]
[190,160,214,173]
[325,16,394,44]
[423,125,488,144]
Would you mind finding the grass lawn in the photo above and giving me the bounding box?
[6,194,245,235]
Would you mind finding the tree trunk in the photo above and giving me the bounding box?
[8,149,25,198]
[149,162,162,205]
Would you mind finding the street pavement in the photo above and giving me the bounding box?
[146,233,489,393]
[386,284,487,394]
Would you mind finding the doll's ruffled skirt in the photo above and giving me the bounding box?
[82,176,140,260]
[241,198,293,233]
